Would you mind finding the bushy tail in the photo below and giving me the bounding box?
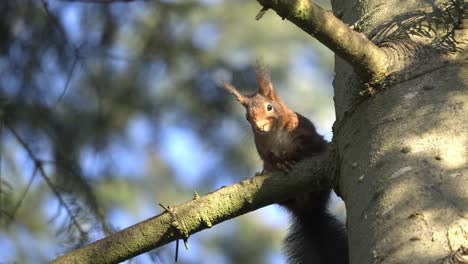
[282,189,349,264]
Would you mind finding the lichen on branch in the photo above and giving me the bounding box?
[50,151,335,264]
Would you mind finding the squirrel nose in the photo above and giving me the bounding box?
[256,120,271,132]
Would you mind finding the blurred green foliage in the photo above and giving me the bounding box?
[0,0,335,263]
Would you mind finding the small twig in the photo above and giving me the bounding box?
[158,203,171,213]
[40,0,71,45]
[7,125,86,237]
[48,199,64,224]
[0,209,14,222]
[7,165,38,226]
[54,52,79,106]
[159,203,189,262]
[255,6,269,20]
[175,239,179,262]
[40,0,82,104]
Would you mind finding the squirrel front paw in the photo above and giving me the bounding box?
[255,169,267,176]
[275,160,296,172]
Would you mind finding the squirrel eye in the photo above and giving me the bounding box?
[266,104,273,111]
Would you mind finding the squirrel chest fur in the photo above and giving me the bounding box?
[256,126,292,158]
[253,112,326,172]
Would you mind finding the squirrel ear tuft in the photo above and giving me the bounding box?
[221,81,246,105]
[255,63,275,98]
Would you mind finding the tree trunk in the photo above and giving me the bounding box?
[331,0,468,263]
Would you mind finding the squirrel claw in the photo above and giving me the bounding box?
[255,169,266,176]
[275,162,289,172]
[286,160,296,168]
[275,160,296,172]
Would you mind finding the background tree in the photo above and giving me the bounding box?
[2,0,467,264]
[0,0,337,263]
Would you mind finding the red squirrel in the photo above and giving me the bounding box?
[222,64,348,264]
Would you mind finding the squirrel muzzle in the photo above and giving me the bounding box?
[251,118,272,133]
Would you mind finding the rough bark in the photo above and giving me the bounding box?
[330,0,468,263]
[50,153,334,264]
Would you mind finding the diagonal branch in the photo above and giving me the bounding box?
[54,51,79,106]
[7,125,87,238]
[50,150,335,264]
[40,0,82,104]
[7,165,38,226]
[256,0,389,83]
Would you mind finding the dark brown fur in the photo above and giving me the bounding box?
[222,64,348,264]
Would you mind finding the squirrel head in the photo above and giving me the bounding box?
[222,64,289,134]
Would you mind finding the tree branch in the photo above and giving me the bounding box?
[256,0,389,83]
[50,150,335,263]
